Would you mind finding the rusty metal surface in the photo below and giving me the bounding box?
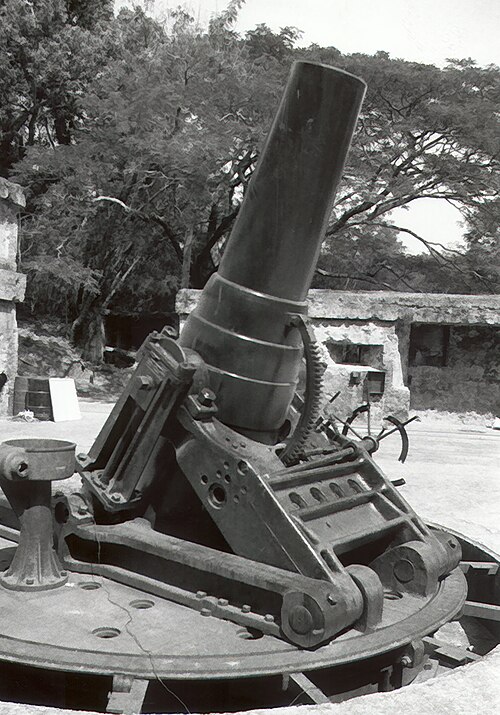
[0,439,75,482]
[0,439,75,591]
[0,531,468,679]
[180,62,366,435]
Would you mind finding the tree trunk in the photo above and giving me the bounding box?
[54,109,71,145]
[71,296,105,363]
[181,225,194,288]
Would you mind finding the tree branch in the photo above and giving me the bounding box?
[315,267,396,291]
[92,196,183,261]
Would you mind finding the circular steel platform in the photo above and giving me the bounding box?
[0,527,497,712]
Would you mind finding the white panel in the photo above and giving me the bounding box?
[48,378,81,422]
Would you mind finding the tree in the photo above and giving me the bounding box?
[0,0,115,174]
[13,5,285,360]
[300,50,500,293]
[10,10,500,364]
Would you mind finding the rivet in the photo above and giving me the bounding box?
[241,604,251,613]
[218,598,229,606]
[196,590,207,599]
[200,608,212,617]
[264,614,275,623]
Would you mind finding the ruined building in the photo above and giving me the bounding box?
[177,288,500,423]
[0,179,26,416]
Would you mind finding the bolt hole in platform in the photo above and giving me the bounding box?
[208,484,227,508]
[237,627,264,640]
[78,581,102,591]
[54,502,70,524]
[92,627,121,639]
[129,599,154,609]
[201,474,209,484]
[310,487,326,502]
[330,483,344,498]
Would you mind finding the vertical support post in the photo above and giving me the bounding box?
[0,178,26,417]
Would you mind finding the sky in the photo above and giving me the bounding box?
[121,0,500,67]
[117,1,500,253]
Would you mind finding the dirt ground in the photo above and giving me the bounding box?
[0,400,498,715]
[1,400,498,552]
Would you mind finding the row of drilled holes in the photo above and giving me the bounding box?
[76,582,156,639]
[289,479,363,508]
[200,460,250,508]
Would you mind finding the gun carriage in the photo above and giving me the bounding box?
[0,61,498,714]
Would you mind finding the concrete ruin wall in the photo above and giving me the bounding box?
[307,294,410,422]
[409,325,499,414]
[0,180,26,416]
[176,288,500,420]
[176,289,411,424]
[312,320,410,423]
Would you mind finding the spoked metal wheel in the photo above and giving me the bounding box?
[323,395,420,464]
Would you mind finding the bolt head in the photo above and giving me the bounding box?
[138,375,154,390]
[198,387,216,406]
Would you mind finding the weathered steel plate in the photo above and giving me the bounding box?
[0,534,466,680]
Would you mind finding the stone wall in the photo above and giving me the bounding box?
[176,288,500,421]
[176,289,411,425]
[409,325,499,414]
[312,320,410,423]
[0,179,26,416]
[307,290,500,325]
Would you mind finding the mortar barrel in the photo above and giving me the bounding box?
[180,62,366,436]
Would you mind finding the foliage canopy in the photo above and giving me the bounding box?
[1,1,498,360]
